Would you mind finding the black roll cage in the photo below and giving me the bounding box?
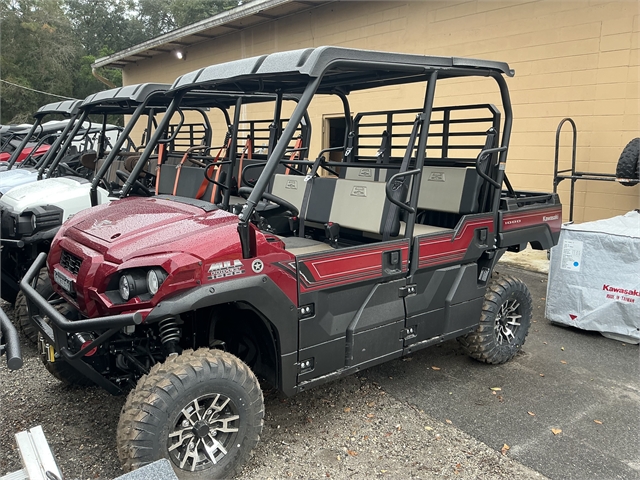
[121,92,311,211]
[234,61,513,258]
[5,103,80,170]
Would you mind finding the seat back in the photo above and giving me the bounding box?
[417,166,483,214]
[157,164,212,199]
[331,179,400,236]
[299,176,403,237]
[343,166,395,183]
[95,156,127,184]
[270,174,307,211]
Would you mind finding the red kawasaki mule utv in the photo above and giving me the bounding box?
[21,47,561,479]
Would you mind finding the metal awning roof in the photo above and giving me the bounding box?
[169,46,514,94]
[92,0,335,70]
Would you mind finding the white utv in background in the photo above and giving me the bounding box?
[0,83,173,317]
[0,100,82,192]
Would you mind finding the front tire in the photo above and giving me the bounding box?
[459,275,532,364]
[117,348,264,480]
[15,268,53,345]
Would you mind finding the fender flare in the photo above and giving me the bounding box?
[145,274,298,355]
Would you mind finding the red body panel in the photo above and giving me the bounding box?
[417,215,494,269]
[501,205,562,234]
[48,197,299,317]
[0,145,49,162]
[296,239,409,293]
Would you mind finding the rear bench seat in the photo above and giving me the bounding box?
[272,160,488,254]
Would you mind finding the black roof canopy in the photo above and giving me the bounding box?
[80,83,171,114]
[35,100,82,118]
[170,46,514,94]
[79,83,291,115]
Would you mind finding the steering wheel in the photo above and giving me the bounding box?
[56,162,80,177]
[238,187,299,217]
[116,170,152,197]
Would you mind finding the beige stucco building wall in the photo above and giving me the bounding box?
[122,0,639,223]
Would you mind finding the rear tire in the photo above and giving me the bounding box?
[459,275,532,364]
[616,138,639,186]
[117,348,264,480]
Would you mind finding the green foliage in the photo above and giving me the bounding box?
[1,0,80,122]
[1,0,240,123]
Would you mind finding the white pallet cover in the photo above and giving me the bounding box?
[546,210,640,343]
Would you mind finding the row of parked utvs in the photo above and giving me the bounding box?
[0,47,562,479]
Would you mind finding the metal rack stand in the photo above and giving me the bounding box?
[552,117,620,222]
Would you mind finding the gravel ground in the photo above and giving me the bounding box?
[0,300,545,480]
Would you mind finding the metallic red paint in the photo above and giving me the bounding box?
[501,206,563,233]
[418,215,494,269]
[48,196,300,317]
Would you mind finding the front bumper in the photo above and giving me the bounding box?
[21,252,142,394]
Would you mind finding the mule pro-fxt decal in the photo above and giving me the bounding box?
[208,259,245,279]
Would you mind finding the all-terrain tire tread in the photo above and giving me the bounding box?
[616,137,639,186]
[15,268,51,345]
[459,275,533,365]
[116,348,264,479]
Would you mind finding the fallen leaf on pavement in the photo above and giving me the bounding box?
[501,444,510,455]
[431,366,441,370]
[343,407,351,413]
[490,387,502,391]
[347,449,358,456]
[560,360,567,364]
[528,411,535,416]
[551,428,562,435]
[366,413,375,418]
[539,374,545,377]
[367,401,375,407]
[594,420,603,425]
[425,426,433,431]
[445,419,452,424]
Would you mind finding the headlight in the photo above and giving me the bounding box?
[147,268,167,295]
[119,275,131,300]
[116,270,155,301]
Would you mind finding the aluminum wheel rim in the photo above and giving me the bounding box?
[167,393,240,472]
[494,298,522,345]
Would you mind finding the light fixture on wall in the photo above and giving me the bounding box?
[174,49,187,61]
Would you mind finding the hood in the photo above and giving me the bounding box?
[0,168,39,195]
[0,177,108,219]
[67,196,241,263]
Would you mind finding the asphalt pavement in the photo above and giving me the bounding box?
[365,264,640,480]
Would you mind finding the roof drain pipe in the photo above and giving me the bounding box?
[92,67,116,89]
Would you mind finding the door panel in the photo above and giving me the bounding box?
[296,239,409,384]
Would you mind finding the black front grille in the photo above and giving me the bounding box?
[60,250,83,275]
